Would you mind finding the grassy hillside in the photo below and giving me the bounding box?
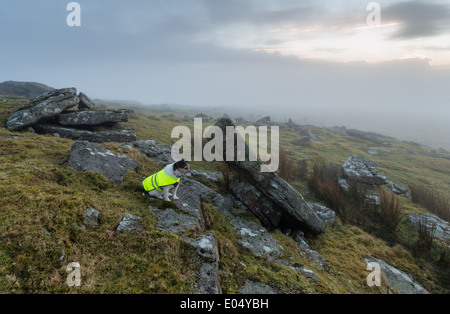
[0,97,448,293]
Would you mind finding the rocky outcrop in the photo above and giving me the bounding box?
[341,156,389,186]
[364,258,429,294]
[328,126,391,146]
[337,156,410,201]
[408,214,450,242]
[6,88,136,143]
[78,92,96,110]
[148,180,221,294]
[57,110,128,126]
[121,140,173,165]
[116,213,143,233]
[188,170,223,183]
[67,140,139,183]
[308,204,335,226]
[179,178,320,281]
[6,88,79,131]
[83,208,100,227]
[34,124,137,143]
[216,118,325,235]
[229,179,282,230]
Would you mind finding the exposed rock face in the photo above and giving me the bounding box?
[188,170,223,183]
[33,124,137,143]
[6,88,79,131]
[83,208,100,227]
[67,140,139,183]
[215,118,325,235]
[6,88,136,143]
[116,213,143,233]
[178,178,320,281]
[229,179,282,230]
[341,156,389,186]
[78,92,96,110]
[408,214,450,242]
[148,179,221,294]
[364,258,429,294]
[308,204,335,226]
[122,140,173,165]
[58,110,128,126]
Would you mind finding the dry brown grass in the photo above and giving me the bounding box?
[409,182,449,222]
[378,187,402,232]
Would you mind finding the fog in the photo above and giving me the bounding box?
[1,0,449,149]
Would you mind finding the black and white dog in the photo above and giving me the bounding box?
[142,159,191,201]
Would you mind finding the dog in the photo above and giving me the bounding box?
[142,159,191,201]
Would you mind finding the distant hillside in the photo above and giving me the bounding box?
[0,81,54,98]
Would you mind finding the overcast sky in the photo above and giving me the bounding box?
[1,0,449,148]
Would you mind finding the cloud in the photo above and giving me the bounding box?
[383,1,450,39]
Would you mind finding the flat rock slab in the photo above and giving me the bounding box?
[149,206,202,235]
[6,88,79,131]
[67,140,139,183]
[58,110,128,126]
[34,124,137,143]
[364,258,429,294]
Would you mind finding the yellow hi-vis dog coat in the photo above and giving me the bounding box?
[142,169,180,192]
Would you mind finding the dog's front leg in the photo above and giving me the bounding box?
[163,187,171,201]
[172,184,179,200]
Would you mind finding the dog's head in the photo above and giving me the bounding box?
[173,159,191,176]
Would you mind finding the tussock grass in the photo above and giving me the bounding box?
[408,182,449,222]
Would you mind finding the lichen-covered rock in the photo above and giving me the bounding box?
[6,88,79,131]
[58,110,128,126]
[308,204,335,226]
[215,118,324,234]
[67,140,139,183]
[229,179,281,230]
[116,213,143,233]
[364,258,429,294]
[77,92,96,110]
[341,156,389,185]
[34,124,137,143]
[408,214,450,242]
[83,208,100,227]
